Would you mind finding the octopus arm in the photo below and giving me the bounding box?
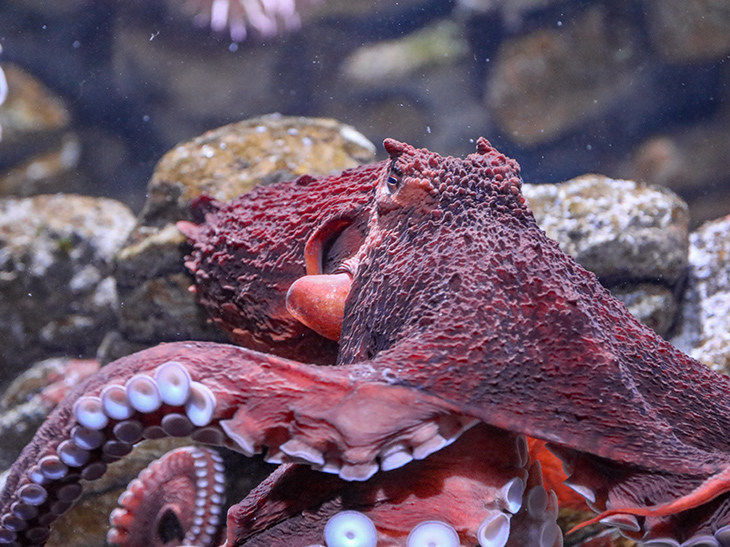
[339,211,730,476]
[0,341,480,546]
[226,424,562,547]
[364,329,730,544]
[550,446,730,543]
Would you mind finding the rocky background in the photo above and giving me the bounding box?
[1,1,730,546]
[0,0,729,221]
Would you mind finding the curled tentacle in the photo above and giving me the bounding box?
[107,445,226,547]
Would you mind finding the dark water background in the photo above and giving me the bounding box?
[0,0,729,224]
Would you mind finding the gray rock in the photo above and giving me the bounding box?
[524,174,689,337]
[611,284,678,339]
[0,194,135,379]
[672,214,730,374]
[524,174,689,284]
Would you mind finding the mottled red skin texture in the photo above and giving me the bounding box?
[227,424,551,547]
[183,137,730,541]
[3,139,730,546]
[179,163,380,365]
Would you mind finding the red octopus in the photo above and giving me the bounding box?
[0,138,728,547]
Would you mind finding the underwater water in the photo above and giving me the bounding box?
[0,0,728,221]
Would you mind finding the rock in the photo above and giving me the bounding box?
[110,19,284,148]
[644,0,730,63]
[0,133,81,196]
[0,63,84,199]
[524,175,689,284]
[137,113,376,226]
[115,223,212,346]
[0,63,69,148]
[341,20,468,85]
[113,114,376,354]
[611,284,678,339]
[625,119,730,229]
[524,174,689,337]
[329,18,483,152]
[0,195,136,379]
[673,214,730,374]
[486,5,640,146]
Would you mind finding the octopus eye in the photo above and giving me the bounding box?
[386,174,401,194]
[386,159,403,194]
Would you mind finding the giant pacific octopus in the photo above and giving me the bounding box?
[2,138,730,547]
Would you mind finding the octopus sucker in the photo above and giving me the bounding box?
[563,479,597,505]
[72,397,108,431]
[279,438,326,465]
[685,535,721,547]
[501,476,526,515]
[377,442,413,472]
[598,513,641,533]
[155,361,193,406]
[478,512,511,547]
[323,511,377,547]
[406,520,459,547]
[100,385,134,421]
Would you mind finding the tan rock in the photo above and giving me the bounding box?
[138,113,376,226]
[486,6,636,145]
[0,64,69,146]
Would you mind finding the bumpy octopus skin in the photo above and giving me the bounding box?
[180,163,381,365]
[2,138,730,547]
